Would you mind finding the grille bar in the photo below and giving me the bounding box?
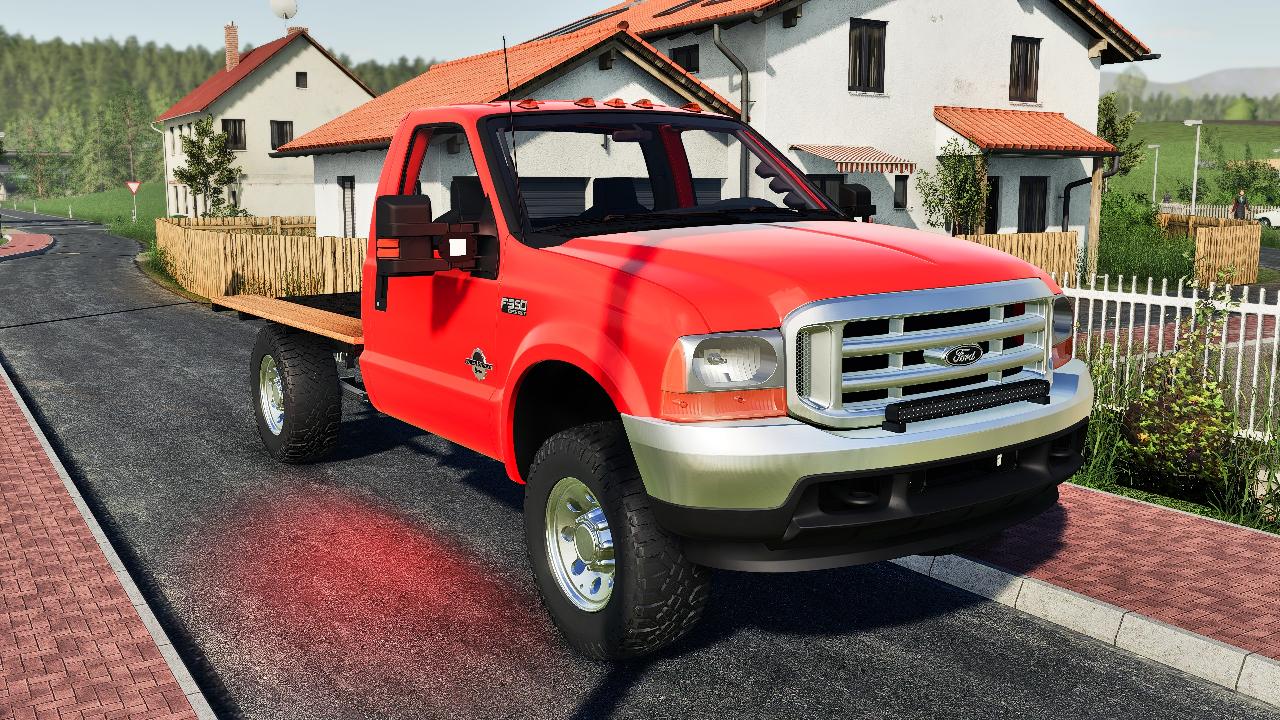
[783,279,1056,430]
[841,344,1043,393]
[841,314,1044,357]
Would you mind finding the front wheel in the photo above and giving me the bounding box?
[524,421,709,660]
[250,324,341,463]
[1260,217,1272,227]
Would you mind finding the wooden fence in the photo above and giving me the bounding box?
[1158,213,1261,284]
[155,218,364,298]
[957,231,1079,276]
[166,216,318,237]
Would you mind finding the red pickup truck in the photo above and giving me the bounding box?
[215,99,1092,659]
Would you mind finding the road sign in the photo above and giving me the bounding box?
[125,181,142,195]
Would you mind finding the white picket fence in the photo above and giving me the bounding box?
[1159,202,1279,220]
[1055,273,1280,436]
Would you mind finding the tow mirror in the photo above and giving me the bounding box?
[372,194,490,311]
[376,195,434,239]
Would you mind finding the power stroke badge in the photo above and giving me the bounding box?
[465,348,494,380]
[500,297,528,316]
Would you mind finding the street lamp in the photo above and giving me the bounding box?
[1185,120,1203,216]
[1148,143,1161,205]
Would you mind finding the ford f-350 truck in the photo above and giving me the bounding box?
[214,99,1092,660]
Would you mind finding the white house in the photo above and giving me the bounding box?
[280,0,1152,245]
[157,24,375,218]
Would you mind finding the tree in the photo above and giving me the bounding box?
[915,138,989,235]
[172,116,243,217]
[9,117,72,198]
[1097,92,1145,180]
[1213,144,1280,206]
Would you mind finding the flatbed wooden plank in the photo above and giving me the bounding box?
[211,295,364,345]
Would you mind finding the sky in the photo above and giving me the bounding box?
[1,0,1276,83]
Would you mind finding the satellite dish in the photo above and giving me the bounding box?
[270,0,298,20]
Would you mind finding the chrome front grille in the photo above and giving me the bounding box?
[784,280,1054,429]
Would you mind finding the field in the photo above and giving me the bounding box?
[1109,121,1280,203]
[7,185,167,244]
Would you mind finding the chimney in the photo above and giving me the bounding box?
[224,23,240,72]
[287,26,308,35]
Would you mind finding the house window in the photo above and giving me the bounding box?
[338,176,356,237]
[222,119,246,150]
[1017,176,1048,233]
[848,19,887,93]
[270,121,294,150]
[671,44,699,73]
[985,176,1001,234]
[809,174,876,219]
[1010,36,1041,103]
[893,175,908,209]
[296,71,308,88]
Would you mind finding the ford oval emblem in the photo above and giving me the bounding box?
[944,344,984,367]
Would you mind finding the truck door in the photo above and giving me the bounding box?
[361,124,505,456]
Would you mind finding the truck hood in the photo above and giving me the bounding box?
[549,221,1056,330]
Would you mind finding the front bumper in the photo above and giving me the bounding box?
[620,359,1093,571]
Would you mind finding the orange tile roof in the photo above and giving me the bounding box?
[280,27,738,154]
[934,106,1117,156]
[548,0,1149,61]
[157,31,374,122]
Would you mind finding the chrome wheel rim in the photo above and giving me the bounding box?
[545,477,615,612]
[258,354,285,436]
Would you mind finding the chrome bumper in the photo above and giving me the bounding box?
[621,360,1093,511]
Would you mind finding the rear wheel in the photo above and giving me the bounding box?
[524,421,709,660]
[1260,217,1272,227]
[251,324,341,463]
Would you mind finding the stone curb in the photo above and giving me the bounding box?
[0,361,217,719]
[891,554,1279,708]
[0,233,55,262]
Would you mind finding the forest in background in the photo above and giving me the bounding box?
[0,27,431,197]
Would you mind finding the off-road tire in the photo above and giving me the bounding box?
[524,421,709,660]
[250,323,341,463]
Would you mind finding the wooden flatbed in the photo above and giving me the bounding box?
[211,294,364,346]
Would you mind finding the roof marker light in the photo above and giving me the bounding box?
[632,98,654,109]
[603,97,626,108]
[680,102,703,113]
[575,97,597,107]
[517,98,541,109]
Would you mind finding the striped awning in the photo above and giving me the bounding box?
[791,144,917,174]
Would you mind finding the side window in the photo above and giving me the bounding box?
[270,120,293,150]
[849,19,886,93]
[415,127,489,223]
[893,175,908,209]
[671,44,700,72]
[1017,176,1048,233]
[338,176,356,237]
[1010,36,1041,103]
[296,71,308,88]
[222,119,246,150]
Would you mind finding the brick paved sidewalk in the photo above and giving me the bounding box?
[0,233,54,261]
[0,370,199,718]
[966,483,1280,661]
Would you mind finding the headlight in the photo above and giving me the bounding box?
[675,331,783,392]
[660,330,787,422]
[1052,295,1073,346]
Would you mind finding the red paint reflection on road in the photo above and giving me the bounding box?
[191,488,571,715]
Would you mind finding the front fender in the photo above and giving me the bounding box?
[497,321,651,483]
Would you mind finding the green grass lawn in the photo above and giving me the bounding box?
[1109,121,1280,203]
[8,185,166,245]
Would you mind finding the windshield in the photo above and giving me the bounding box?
[484,111,841,242]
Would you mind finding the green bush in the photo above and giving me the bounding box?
[1096,192,1194,281]
[1119,289,1237,500]
[1262,224,1280,249]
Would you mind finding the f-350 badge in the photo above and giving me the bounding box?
[465,348,493,381]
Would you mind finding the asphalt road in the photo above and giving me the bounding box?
[1,211,1277,720]
[1261,246,1280,271]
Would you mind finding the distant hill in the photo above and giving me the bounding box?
[1102,67,1280,98]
